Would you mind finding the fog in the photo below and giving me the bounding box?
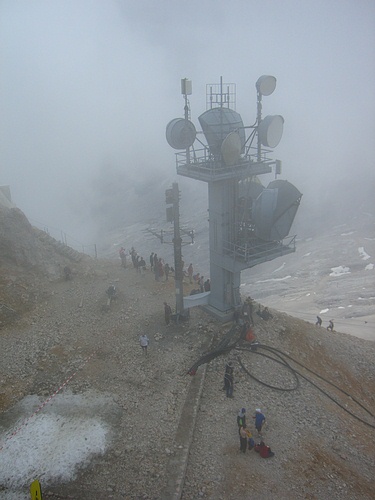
[1,0,374,247]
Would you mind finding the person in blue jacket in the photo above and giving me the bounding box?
[253,408,266,436]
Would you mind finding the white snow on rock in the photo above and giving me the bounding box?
[329,266,350,277]
[358,247,371,260]
[255,275,292,284]
[0,391,117,497]
[272,262,286,273]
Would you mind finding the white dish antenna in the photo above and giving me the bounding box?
[256,75,277,96]
[221,131,242,166]
[258,115,284,148]
[166,118,196,149]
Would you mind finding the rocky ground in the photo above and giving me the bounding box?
[0,206,375,499]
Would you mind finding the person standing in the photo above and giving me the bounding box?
[316,316,322,326]
[154,254,159,281]
[199,276,204,293]
[253,409,266,436]
[119,247,127,268]
[223,362,234,390]
[164,302,172,326]
[187,263,193,284]
[224,367,234,398]
[150,252,154,272]
[164,263,170,281]
[139,334,149,356]
[239,425,248,453]
[237,408,246,434]
[138,257,146,276]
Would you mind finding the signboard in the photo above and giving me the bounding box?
[30,479,43,500]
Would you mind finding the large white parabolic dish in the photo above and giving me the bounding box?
[166,118,197,149]
[258,115,284,148]
[221,131,242,166]
[256,75,277,96]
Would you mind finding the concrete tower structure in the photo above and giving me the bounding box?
[166,76,302,320]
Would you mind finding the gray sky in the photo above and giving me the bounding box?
[1,0,374,241]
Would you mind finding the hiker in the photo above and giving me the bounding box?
[164,263,170,281]
[158,258,164,280]
[106,285,116,299]
[139,257,146,275]
[253,409,266,436]
[223,362,234,389]
[237,408,246,434]
[244,297,254,325]
[63,266,72,281]
[193,272,200,284]
[239,425,248,453]
[224,365,234,398]
[119,247,127,268]
[255,441,274,458]
[262,307,273,321]
[187,263,193,283]
[154,254,159,281]
[327,319,334,331]
[233,308,241,324]
[316,316,322,326]
[139,334,149,355]
[204,279,210,292]
[164,302,172,326]
[256,305,273,321]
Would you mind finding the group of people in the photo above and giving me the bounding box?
[316,316,334,331]
[237,407,274,458]
[189,271,211,295]
[149,252,173,282]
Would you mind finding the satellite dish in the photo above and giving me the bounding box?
[258,115,284,148]
[221,131,241,166]
[256,75,277,96]
[166,118,196,149]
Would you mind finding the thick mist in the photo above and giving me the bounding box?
[1,0,374,249]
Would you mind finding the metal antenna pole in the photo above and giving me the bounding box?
[172,182,184,316]
[257,90,262,162]
[184,93,191,165]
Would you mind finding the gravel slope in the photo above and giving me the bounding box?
[0,254,374,499]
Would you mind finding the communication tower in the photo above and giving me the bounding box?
[166,76,302,320]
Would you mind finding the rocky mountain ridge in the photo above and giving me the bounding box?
[0,204,374,499]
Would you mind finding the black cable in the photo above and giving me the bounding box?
[235,347,299,391]
[255,344,375,428]
[236,343,375,428]
[187,338,375,428]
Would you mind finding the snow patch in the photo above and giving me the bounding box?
[0,391,118,497]
[329,266,350,277]
[358,247,371,260]
[255,275,292,284]
[272,263,285,273]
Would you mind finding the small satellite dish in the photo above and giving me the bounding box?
[166,118,196,149]
[256,75,277,96]
[221,131,242,166]
[258,115,284,148]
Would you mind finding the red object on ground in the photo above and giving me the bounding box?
[245,328,256,342]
